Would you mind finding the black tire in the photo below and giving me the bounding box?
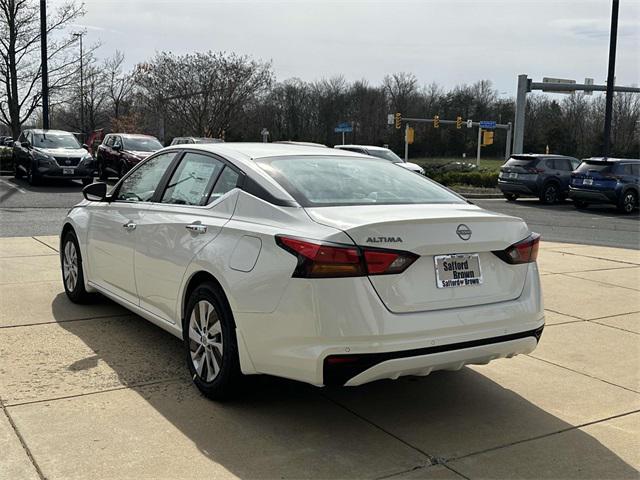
[97,159,108,181]
[27,163,40,186]
[617,190,638,214]
[14,159,23,179]
[118,161,129,179]
[503,192,518,201]
[540,183,559,204]
[60,229,94,304]
[574,200,589,210]
[183,282,242,401]
[81,177,93,186]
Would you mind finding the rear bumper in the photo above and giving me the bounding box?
[569,187,615,203]
[325,327,543,386]
[235,263,544,386]
[497,180,537,195]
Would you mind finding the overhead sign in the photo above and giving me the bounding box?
[542,77,576,94]
[334,122,353,133]
[479,121,496,129]
[466,119,473,128]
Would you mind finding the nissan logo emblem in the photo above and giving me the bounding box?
[456,224,472,241]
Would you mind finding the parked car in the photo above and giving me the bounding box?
[170,137,224,146]
[96,133,163,179]
[497,154,580,203]
[13,129,94,185]
[569,158,639,214]
[0,135,14,146]
[62,143,543,399]
[334,145,425,175]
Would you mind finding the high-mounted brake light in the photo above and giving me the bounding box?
[276,236,418,278]
[493,233,541,265]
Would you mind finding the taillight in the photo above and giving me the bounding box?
[276,236,418,278]
[493,233,541,264]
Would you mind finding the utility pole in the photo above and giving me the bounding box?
[40,0,49,129]
[603,0,619,158]
[73,33,85,140]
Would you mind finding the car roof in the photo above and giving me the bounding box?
[336,144,390,152]
[26,129,76,135]
[512,154,576,159]
[583,157,640,163]
[108,133,157,139]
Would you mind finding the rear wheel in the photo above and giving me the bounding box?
[184,282,242,400]
[61,230,94,304]
[617,190,638,214]
[540,183,559,204]
[503,192,518,201]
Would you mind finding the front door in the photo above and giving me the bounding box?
[86,151,178,305]
[134,151,241,322]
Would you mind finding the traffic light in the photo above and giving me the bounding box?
[433,115,440,128]
[456,116,462,129]
[406,127,415,144]
[395,112,402,129]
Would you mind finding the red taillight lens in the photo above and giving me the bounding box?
[493,233,541,264]
[276,236,418,278]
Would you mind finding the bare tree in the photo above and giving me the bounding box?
[0,0,85,137]
[104,50,134,121]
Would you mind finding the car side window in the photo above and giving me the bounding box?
[18,132,26,143]
[209,166,240,203]
[105,136,114,147]
[112,136,122,149]
[161,152,225,206]
[116,152,176,202]
[631,164,640,176]
[623,164,633,175]
[556,159,572,171]
[570,159,580,170]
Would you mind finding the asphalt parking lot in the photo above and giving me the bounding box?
[0,176,638,249]
[0,236,638,479]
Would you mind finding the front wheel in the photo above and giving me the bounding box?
[184,282,242,400]
[503,192,518,201]
[61,230,94,304]
[27,164,40,186]
[617,190,638,214]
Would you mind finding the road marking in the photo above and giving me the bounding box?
[0,177,26,194]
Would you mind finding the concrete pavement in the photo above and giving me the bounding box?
[0,237,638,479]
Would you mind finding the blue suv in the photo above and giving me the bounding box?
[569,158,639,214]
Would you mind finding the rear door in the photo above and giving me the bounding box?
[134,151,241,322]
[553,158,573,191]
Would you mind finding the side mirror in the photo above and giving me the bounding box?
[82,182,108,202]
[22,140,31,149]
[113,144,122,151]
[82,143,89,150]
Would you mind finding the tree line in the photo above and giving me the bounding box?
[2,0,639,159]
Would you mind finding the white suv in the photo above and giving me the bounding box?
[334,145,425,174]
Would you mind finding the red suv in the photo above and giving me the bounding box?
[96,133,162,179]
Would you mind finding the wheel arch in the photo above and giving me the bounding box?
[181,270,234,329]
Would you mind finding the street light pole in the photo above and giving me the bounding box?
[73,33,84,140]
[40,0,49,129]
[603,0,619,158]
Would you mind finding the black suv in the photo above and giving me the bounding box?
[13,129,95,185]
[498,154,580,204]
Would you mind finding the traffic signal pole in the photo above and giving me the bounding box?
[603,0,619,157]
[40,0,49,129]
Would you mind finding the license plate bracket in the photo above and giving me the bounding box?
[63,168,75,175]
[583,178,593,185]
[434,253,483,288]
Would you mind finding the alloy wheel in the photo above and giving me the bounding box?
[188,300,224,382]
[62,240,79,292]
[623,192,636,213]
[544,185,557,204]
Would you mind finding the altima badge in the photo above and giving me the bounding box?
[456,224,472,241]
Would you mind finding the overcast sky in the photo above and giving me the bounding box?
[61,0,640,96]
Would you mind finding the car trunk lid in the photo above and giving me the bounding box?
[305,203,531,313]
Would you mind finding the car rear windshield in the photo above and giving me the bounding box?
[254,155,464,207]
[575,162,614,174]
[123,137,163,151]
[504,156,539,168]
[32,132,80,149]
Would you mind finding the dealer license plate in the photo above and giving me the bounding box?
[63,168,75,175]
[434,253,483,288]
[583,178,593,185]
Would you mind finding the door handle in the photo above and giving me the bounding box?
[123,221,136,231]
[185,223,207,234]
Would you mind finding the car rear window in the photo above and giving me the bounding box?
[575,162,614,174]
[254,155,464,207]
[504,157,539,168]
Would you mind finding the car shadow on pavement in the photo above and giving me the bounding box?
[52,299,637,479]
[7,177,87,192]
[508,199,640,219]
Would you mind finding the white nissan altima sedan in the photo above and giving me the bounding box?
[61,143,544,399]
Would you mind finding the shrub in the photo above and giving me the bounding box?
[427,171,498,188]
